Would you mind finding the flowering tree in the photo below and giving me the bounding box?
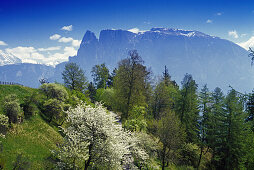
[54,103,148,169]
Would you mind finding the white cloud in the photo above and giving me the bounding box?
[5,46,44,63]
[72,40,81,47]
[58,37,81,47]
[0,40,7,46]
[4,46,77,66]
[228,30,239,39]
[58,37,73,43]
[216,12,222,16]
[50,34,61,40]
[61,25,73,31]
[241,34,247,37]
[237,36,254,50]
[144,21,151,25]
[38,46,61,51]
[206,19,213,24]
[128,28,140,34]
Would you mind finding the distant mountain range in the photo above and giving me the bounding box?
[0,28,253,92]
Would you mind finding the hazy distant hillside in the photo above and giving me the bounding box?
[0,63,54,87]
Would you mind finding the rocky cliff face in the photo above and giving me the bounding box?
[1,28,253,92]
[69,28,253,92]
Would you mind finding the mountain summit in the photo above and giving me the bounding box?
[68,28,253,92]
[0,28,253,92]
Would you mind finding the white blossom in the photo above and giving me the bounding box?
[54,102,148,169]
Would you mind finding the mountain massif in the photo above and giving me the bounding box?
[0,28,253,92]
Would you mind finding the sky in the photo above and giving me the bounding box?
[1,0,254,65]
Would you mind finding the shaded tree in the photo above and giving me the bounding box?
[114,50,151,119]
[91,63,109,89]
[62,62,87,92]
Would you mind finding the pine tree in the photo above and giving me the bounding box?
[176,73,199,143]
[197,84,212,169]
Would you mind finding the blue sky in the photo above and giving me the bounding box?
[1,0,254,65]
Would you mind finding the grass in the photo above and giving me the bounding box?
[0,114,63,169]
[0,85,37,114]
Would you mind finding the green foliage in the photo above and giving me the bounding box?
[0,85,36,114]
[43,99,64,123]
[91,63,109,89]
[151,80,179,119]
[13,154,31,170]
[40,83,68,101]
[0,114,8,135]
[124,106,147,132]
[87,82,96,103]
[114,50,151,119]
[178,143,199,168]
[156,111,186,169]
[3,94,23,124]
[95,88,116,110]
[176,73,199,143]
[62,62,87,92]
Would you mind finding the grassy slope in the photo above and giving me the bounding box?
[0,85,36,114]
[0,85,63,169]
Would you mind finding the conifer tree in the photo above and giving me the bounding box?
[176,73,199,143]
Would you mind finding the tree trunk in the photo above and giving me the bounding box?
[84,143,93,170]
[197,146,203,169]
[162,146,166,170]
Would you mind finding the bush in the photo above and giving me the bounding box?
[40,83,68,101]
[0,114,8,135]
[3,94,22,124]
[43,99,64,123]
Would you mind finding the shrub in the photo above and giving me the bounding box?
[43,99,64,124]
[3,94,22,124]
[40,83,68,101]
[0,114,8,135]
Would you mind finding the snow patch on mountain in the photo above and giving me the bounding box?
[0,50,22,66]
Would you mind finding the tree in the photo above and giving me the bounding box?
[62,62,87,91]
[43,99,64,123]
[114,50,151,119]
[91,63,109,89]
[40,83,68,101]
[151,80,179,119]
[3,94,22,124]
[222,89,248,169]
[197,84,212,169]
[54,103,148,169]
[156,111,185,170]
[87,82,96,103]
[176,73,199,143]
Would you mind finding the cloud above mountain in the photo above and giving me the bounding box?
[0,41,7,46]
[49,34,61,40]
[238,36,254,50]
[228,30,239,38]
[61,25,73,31]
[4,46,77,66]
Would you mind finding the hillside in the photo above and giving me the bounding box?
[0,85,63,169]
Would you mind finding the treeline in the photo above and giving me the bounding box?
[0,81,23,86]
[0,50,254,169]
